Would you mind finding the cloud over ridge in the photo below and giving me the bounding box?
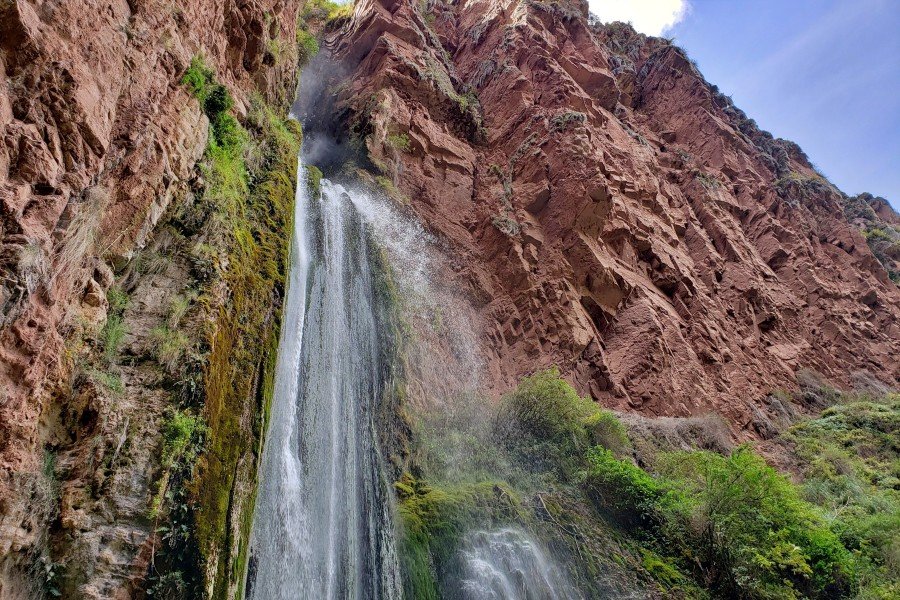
[588,0,690,36]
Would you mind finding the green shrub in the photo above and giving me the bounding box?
[181,56,215,104]
[784,395,900,596]
[302,0,354,26]
[584,447,663,529]
[386,133,411,152]
[584,410,632,457]
[495,368,595,442]
[107,286,129,314]
[656,446,854,598]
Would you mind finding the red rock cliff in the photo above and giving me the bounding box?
[325,0,899,429]
[1,0,303,596]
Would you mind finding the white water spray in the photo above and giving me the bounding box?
[458,528,584,600]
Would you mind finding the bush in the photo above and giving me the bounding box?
[495,368,595,442]
[584,410,631,457]
[656,446,854,598]
[107,286,129,314]
[386,133,411,152]
[784,395,900,596]
[584,447,663,529]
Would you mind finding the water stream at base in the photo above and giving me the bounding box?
[456,528,584,600]
[245,162,401,600]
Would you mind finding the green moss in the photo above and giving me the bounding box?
[193,99,301,600]
[296,28,319,65]
[641,549,689,592]
[147,56,304,600]
[397,474,526,599]
[307,165,323,198]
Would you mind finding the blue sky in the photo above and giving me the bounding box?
[590,0,900,209]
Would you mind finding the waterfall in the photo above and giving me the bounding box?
[456,528,584,600]
[245,162,401,600]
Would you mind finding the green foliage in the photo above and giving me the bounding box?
[584,409,632,457]
[181,55,243,153]
[167,56,304,600]
[296,28,319,65]
[375,175,408,203]
[497,368,595,441]
[100,315,126,364]
[584,447,663,529]
[181,56,215,103]
[167,292,195,328]
[146,571,187,599]
[161,410,205,469]
[107,286,129,314]
[494,369,600,479]
[302,0,354,26]
[386,133,411,152]
[656,446,854,599]
[784,395,900,597]
[695,171,721,190]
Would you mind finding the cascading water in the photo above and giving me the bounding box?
[455,528,584,600]
[245,161,401,599]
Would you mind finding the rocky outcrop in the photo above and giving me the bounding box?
[323,0,899,431]
[0,0,304,596]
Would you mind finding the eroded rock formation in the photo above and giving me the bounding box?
[324,0,899,431]
[1,0,303,596]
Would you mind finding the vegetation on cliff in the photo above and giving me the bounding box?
[398,369,899,599]
[142,55,302,599]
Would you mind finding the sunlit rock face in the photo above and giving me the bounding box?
[323,0,900,431]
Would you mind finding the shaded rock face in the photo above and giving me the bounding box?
[0,0,301,595]
[325,0,900,427]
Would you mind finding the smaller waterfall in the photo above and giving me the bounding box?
[457,528,584,600]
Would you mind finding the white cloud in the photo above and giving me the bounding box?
[588,0,690,36]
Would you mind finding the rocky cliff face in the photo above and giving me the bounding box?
[0,0,304,597]
[3,0,899,596]
[323,0,899,430]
